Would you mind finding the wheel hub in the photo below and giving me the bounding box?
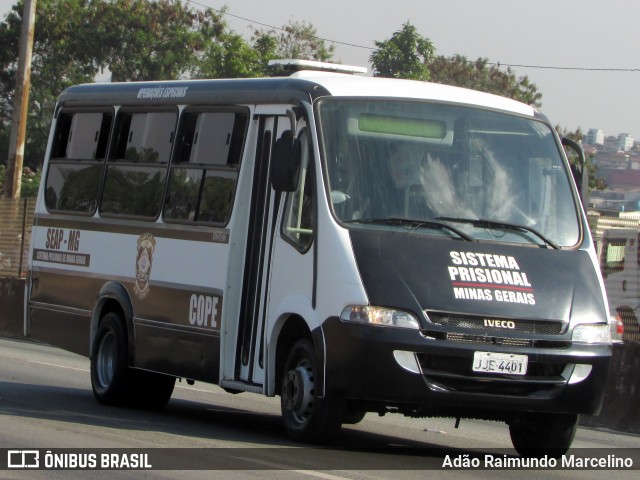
[283,363,314,422]
[96,332,116,388]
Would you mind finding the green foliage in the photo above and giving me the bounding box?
[251,20,335,63]
[0,164,41,197]
[370,22,434,81]
[20,166,40,197]
[427,55,542,108]
[368,23,542,107]
[1,0,100,170]
[0,127,8,167]
[1,1,340,178]
[195,23,267,79]
[586,153,607,191]
[94,0,229,81]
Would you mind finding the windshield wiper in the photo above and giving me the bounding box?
[435,217,560,249]
[345,217,476,242]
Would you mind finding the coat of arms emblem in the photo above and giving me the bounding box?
[134,233,156,299]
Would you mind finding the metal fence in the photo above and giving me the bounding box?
[0,198,36,278]
[1,198,639,342]
[590,212,640,343]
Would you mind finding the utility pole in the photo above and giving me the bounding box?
[4,0,37,199]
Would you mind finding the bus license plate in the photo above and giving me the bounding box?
[472,352,528,375]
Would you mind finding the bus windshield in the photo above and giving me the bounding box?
[317,98,581,247]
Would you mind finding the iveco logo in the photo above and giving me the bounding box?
[484,319,516,329]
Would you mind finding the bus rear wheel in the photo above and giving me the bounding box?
[509,412,578,457]
[91,313,132,406]
[91,312,174,410]
[281,339,344,442]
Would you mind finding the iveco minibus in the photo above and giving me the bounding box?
[27,60,611,456]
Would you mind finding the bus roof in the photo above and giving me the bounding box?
[56,70,536,118]
[290,70,535,117]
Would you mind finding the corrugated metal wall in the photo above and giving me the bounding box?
[0,198,36,278]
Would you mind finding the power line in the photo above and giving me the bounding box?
[490,63,640,72]
[187,0,640,73]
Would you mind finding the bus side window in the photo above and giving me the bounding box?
[100,109,176,219]
[282,129,314,251]
[44,110,112,214]
[164,109,248,225]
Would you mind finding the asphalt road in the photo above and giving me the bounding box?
[0,337,638,479]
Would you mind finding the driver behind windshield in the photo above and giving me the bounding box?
[383,143,432,219]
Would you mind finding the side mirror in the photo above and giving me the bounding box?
[271,130,301,192]
[562,137,588,204]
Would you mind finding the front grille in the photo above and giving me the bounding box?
[447,332,532,347]
[426,311,564,335]
[422,331,571,349]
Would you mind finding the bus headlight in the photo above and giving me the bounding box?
[572,324,612,344]
[340,306,420,329]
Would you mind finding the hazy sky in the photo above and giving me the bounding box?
[2,0,640,139]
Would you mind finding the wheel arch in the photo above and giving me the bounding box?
[90,281,135,362]
[268,313,326,398]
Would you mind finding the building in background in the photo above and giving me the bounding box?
[587,128,605,146]
[617,133,634,152]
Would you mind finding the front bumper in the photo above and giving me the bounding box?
[321,317,611,420]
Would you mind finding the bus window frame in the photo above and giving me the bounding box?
[281,126,316,253]
[162,105,250,227]
[44,106,115,216]
[99,106,178,221]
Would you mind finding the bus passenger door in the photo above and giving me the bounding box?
[221,113,291,391]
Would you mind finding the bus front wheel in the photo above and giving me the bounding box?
[280,339,344,442]
[509,412,578,457]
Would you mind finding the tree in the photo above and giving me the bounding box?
[1,0,100,170]
[0,0,258,171]
[369,22,434,81]
[427,54,542,107]
[2,0,337,186]
[93,0,226,81]
[369,23,542,107]
[251,19,335,64]
[194,9,266,80]
[0,163,40,197]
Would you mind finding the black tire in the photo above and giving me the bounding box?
[509,412,579,458]
[91,312,134,406]
[91,312,175,410]
[132,369,175,411]
[280,339,344,442]
[342,405,366,425]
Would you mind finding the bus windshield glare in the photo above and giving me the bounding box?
[317,99,581,247]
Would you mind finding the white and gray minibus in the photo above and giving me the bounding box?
[27,60,612,456]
